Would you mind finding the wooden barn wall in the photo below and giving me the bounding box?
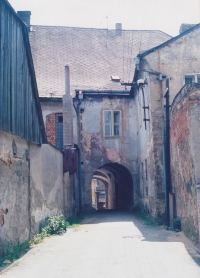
[0,0,45,144]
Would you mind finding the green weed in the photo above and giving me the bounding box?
[67,215,83,228]
[0,214,82,268]
[136,212,155,226]
[0,241,29,267]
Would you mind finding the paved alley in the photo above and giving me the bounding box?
[1,212,200,278]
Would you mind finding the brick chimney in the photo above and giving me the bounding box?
[17,11,31,32]
[179,23,196,34]
[115,23,122,36]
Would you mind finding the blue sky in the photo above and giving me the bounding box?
[9,0,200,36]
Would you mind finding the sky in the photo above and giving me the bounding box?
[8,0,200,36]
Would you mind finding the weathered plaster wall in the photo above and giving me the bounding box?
[171,87,200,244]
[63,172,76,219]
[29,143,64,234]
[143,27,200,103]
[79,96,137,212]
[0,131,30,255]
[0,130,75,255]
[40,101,63,125]
[137,27,200,225]
[135,70,165,223]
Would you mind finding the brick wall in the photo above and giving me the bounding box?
[46,113,56,146]
[170,86,200,244]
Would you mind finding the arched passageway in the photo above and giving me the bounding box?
[91,163,133,211]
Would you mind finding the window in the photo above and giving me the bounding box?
[184,74,200,85]
[103,110,121,136]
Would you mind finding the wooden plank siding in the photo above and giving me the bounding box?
[0,0,47,144]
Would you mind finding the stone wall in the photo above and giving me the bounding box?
[170,86,200,243]
[0,130,75,255]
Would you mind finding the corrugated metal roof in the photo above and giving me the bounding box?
[29,26,171,98]
[0,0,47,144]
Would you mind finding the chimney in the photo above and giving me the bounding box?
[179,23,196,34]
[115,23,122,36]
[63,66,74,148]
[17,11,31,32]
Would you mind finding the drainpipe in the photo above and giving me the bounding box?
[161,81,167,225]
[73,92,83,213]
[75,90,130,96]
[165,78,171,227]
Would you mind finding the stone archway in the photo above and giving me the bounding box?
[91,163,133,211]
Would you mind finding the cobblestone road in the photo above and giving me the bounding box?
[1,212,200,278]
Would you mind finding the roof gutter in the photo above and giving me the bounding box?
[75,89,130,96]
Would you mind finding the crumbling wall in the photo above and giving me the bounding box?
[79,96,137,212]
[0,130,74,255]
[63,172,76,219]
[136,68,165,224]
[171,87,200,243]
[137,26,200,226]
[29,143,64,234]
[0,131,30,256]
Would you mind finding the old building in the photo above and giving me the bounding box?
[0,0,74,255]
[28,20,171,213]
[134,24,200,243]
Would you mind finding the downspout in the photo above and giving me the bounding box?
[73,93,83,213]
[161,80,167,226]
[165,78,171,227]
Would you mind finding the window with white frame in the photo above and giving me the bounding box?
[103,110,121,136]
[184,74,200,85]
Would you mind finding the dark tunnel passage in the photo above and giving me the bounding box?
[91,163,133,211]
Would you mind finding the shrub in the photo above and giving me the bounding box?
[174,218,181,231]
[29,215,68,246]
[42,215,69,235]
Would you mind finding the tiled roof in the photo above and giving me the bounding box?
[29,26,171,97]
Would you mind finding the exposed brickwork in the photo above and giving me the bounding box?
[171,87,200,244]
[46,113,56,146]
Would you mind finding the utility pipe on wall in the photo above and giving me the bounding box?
[165,78,171,227]
[73,95,83,213]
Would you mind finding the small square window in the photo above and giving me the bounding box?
[185,76,194,85]
[103,110,121,137]
[184,74,200,85]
